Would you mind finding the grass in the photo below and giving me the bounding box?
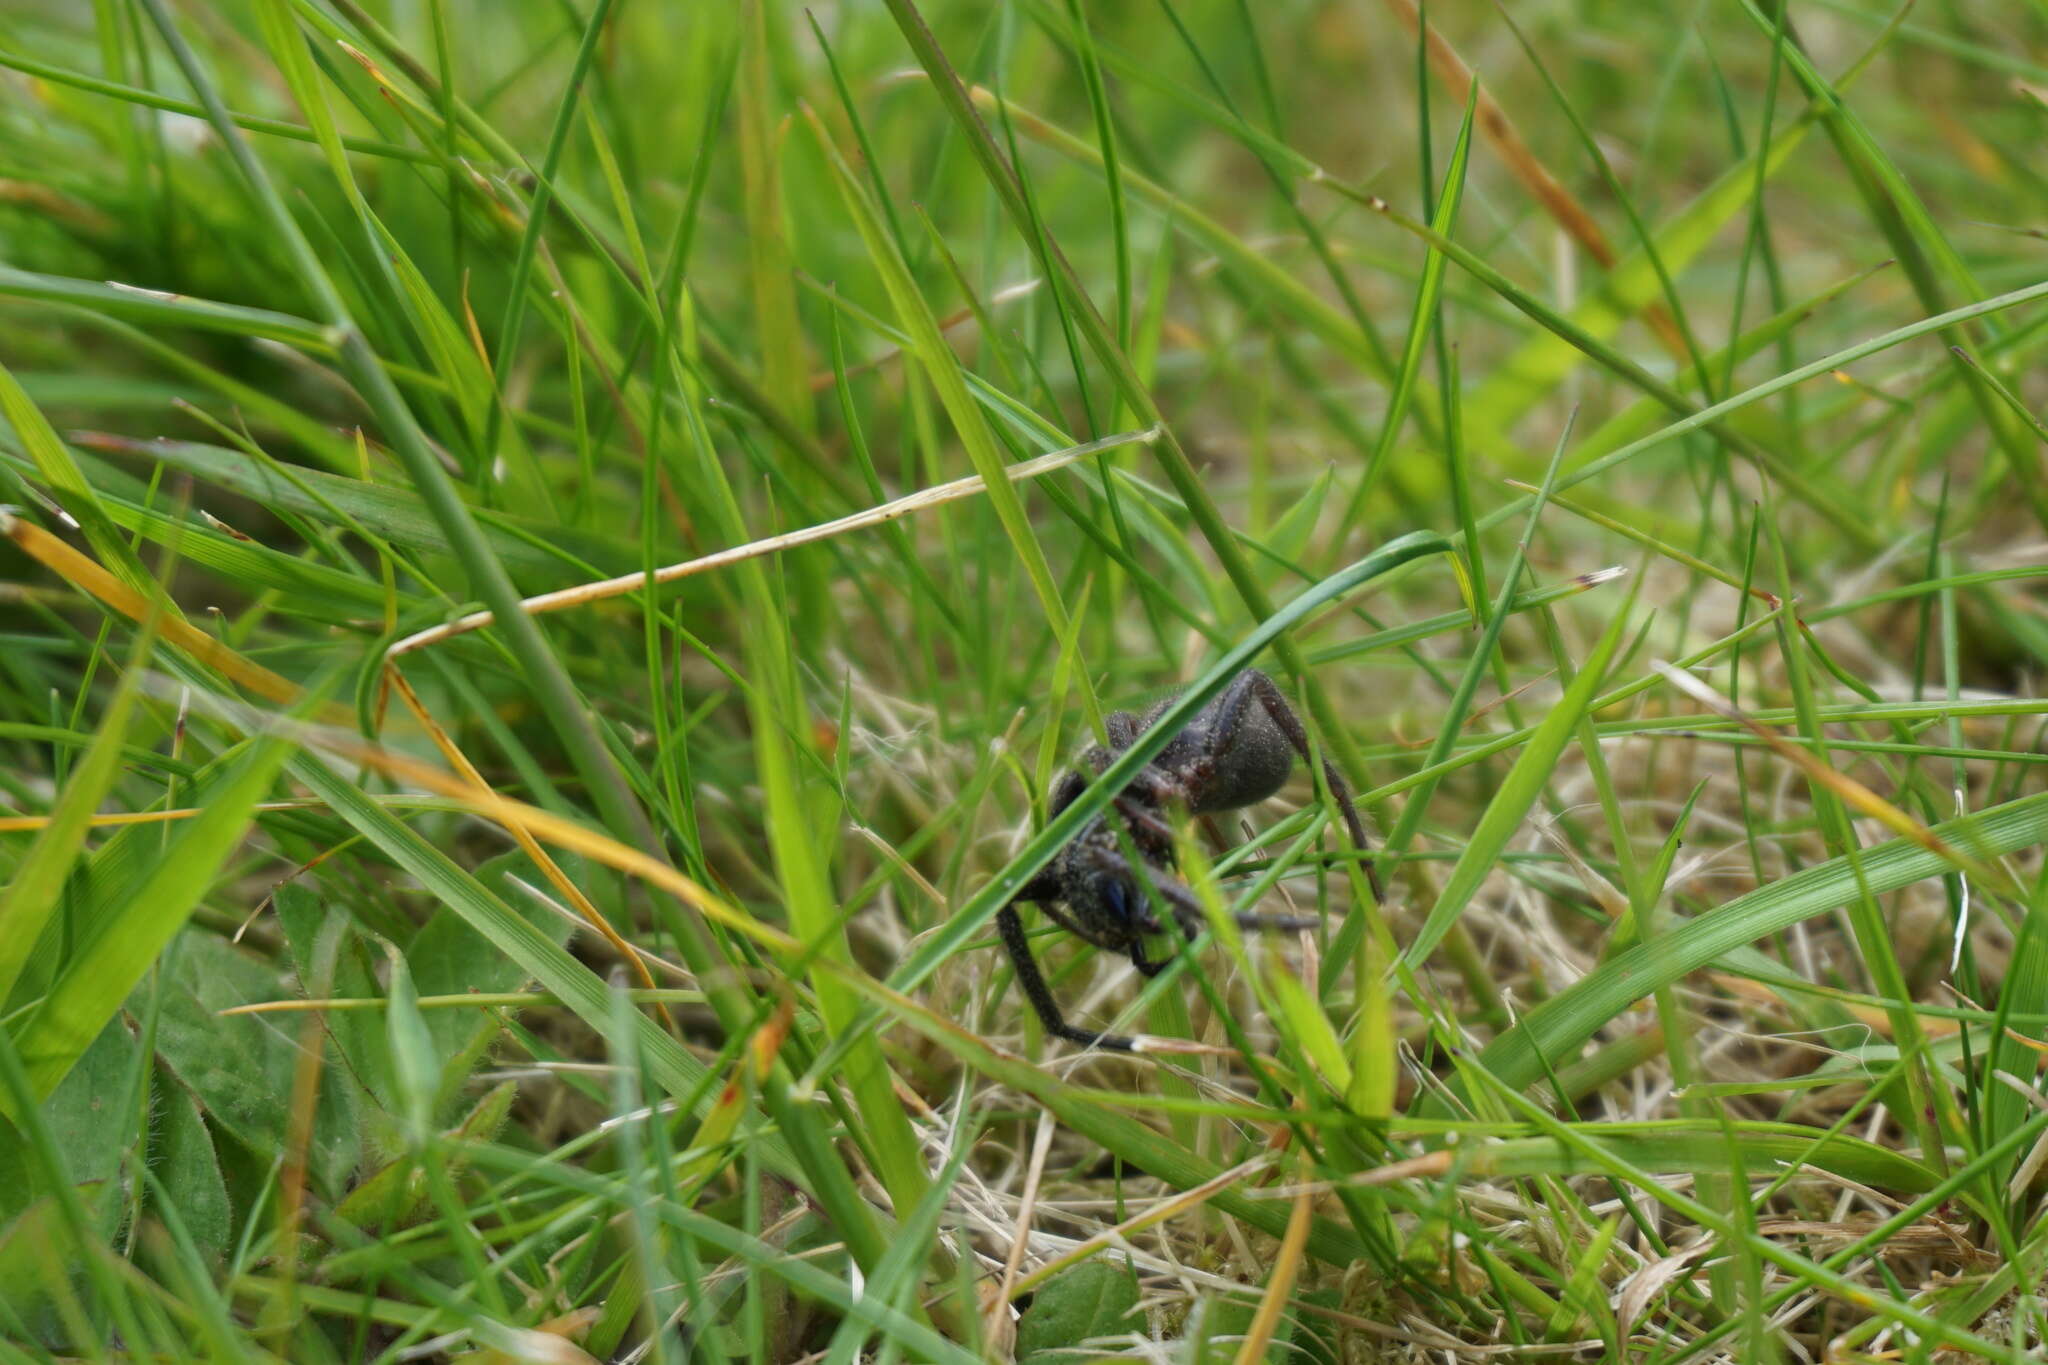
[2,1,2047,1361]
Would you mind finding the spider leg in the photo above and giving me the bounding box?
[1037,898,1127,953]
[1237,670,1384,903]
[1239,912,1319,933]
[1051,710,1165,824]
[1110,793,1180,848]
[1013,869,1061,904]
[996,904,1138,1051]
[1085,753,1184,813]
[1077,724,1184,801]
[1064,741,1186,855]
[1029,882,1171,1024]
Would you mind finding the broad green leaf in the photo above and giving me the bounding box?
[274,882,395,1118]
[334,1081,516,1230]
[1016,1260,1143,1362]
[152,1080,232,1266]
[150,932,359,1198]
[285,750,807,1183]
[0,1196,74,1346]
[5,732,298,1117]
[34,1016,132,1236]
[1201,1293,1299,1365]
[410,856,567,1087]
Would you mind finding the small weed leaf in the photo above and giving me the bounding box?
[1016,1259,1146,1363]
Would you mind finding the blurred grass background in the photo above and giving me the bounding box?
[3,1,2048,1361]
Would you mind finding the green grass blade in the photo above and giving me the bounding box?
[1456,788,2048,1106]
[0,657,144,1005]
[5,730,299,1114]
[1400,590,1633,969]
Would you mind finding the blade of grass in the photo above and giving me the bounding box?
[1443,786,2048,1111]
[4,728,300,1114]
[1400,583,1635,970]
[0,631,149,1004]
[1340,81,1476,529]
[804,103,1103,737]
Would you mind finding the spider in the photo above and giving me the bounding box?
[997,668,1377,1052]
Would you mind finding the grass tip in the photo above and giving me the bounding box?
[1652,659,1735,715]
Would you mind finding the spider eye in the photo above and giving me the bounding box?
[1101,877,1132,923]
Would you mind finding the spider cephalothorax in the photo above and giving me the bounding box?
[996,668,1376,1051]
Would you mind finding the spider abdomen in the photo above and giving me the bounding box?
[1152,690,1294,814]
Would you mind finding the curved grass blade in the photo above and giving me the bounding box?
[0,263,332,351]
[1447,788,2048,1108]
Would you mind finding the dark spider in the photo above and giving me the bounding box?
[998,668,1379,1052]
